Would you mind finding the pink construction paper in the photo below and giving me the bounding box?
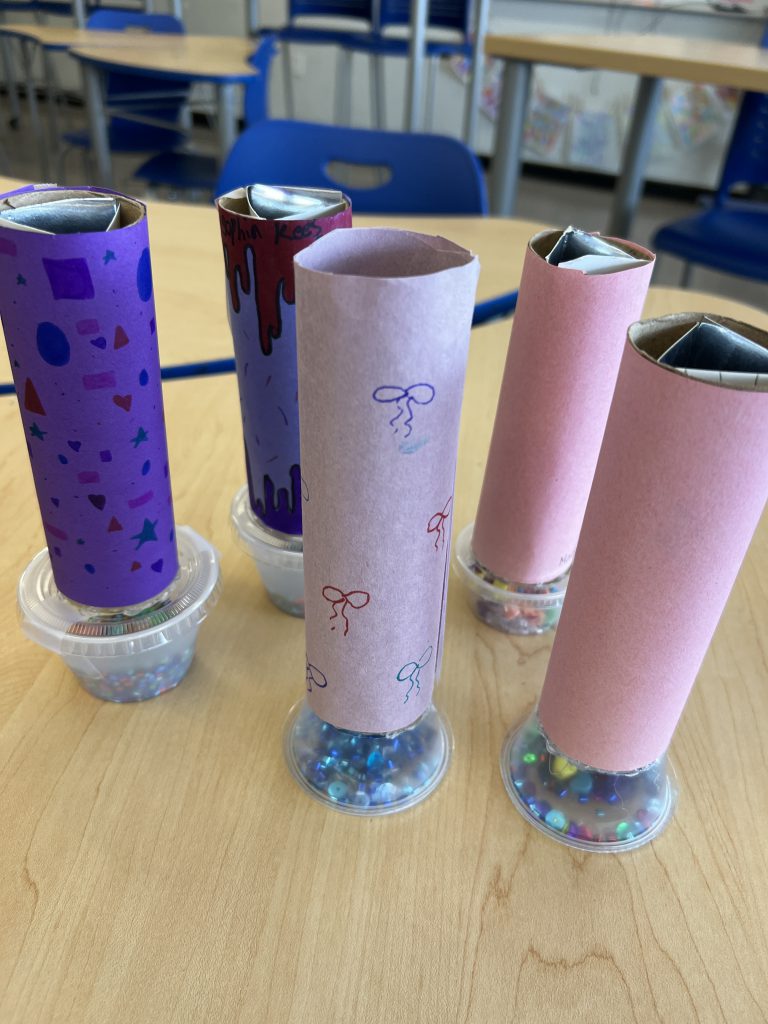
[0,185,177,607]
[295,228,479,733]
[472,230,654,584]
[538,313,768,772]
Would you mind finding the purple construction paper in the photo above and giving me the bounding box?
[217,189,351,535]
[0,186,178,607]
[295,228,480,733]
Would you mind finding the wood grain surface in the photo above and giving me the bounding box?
[1,270,767,1022]
[70,35,294,82]
[0,24,191,50]
[485,32,768,92]
[0,177,551,377]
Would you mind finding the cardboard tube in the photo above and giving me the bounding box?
[217,189,351,535]
[0,185,177,607]
[472,229,654,584]
[538,313,768,772]
[295,228,479,733]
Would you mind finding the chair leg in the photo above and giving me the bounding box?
[282,40,295,119]
[680,261,693,288]
[0,33,21,129]
[370,53,385,129]
[334,48,353,126]
[56,143,70,184]
[424,56,438,132]
[42,50,63,161]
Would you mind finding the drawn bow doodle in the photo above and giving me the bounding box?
[427,497,452,551]
[396,646,433,704]
[372,383,435,438]
[305,659,328,693]
[321,585,370,636]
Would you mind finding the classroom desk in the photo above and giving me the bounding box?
[486,32,768,236]
[70,36,264,189]
[0,176,549,377]
[1,271,767,1020]
[0,24,182,180]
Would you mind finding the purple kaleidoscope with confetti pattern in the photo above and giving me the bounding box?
[0,186,178,607]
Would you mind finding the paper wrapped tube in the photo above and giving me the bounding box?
[538,313,768,772]
[295,228,480,733]
[217,189,352,535]
[472,230,654,584]
[0,186,177,607]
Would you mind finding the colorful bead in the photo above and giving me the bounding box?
[550,755,578,781]
[76,646,194,702]
[288,704,447,813]
[504,718,672,849]
[466,558,567,636]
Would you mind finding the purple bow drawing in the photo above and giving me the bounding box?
[372,383,435,438]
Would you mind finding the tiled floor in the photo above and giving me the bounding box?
[2,95,766,311]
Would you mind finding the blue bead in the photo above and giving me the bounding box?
[327,781,349,802]
[544,809,568,831]
[366,750,384,771]
[372,782,397,805]
[569,771,594,796]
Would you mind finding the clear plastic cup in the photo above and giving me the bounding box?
[230,485,304,617]
[284,700,452,816]
[18,526,221,702]
[453,523,569,635]
[501,711,677,852]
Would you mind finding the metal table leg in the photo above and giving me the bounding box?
[405,0,427,132]
[216,81,238,170]
[72,0,86,29]
[81,61,113,187]
[335,47,352,126]
[489,59,531,216]
[370,52,385,129]
[20,39,50,181]
[463,0,490,148]
[1,33,21,129]
[42,49,62,157]
[606,74,664,238]
[282,41,294,119]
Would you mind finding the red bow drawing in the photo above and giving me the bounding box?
[427,496,452,551]
[321,585,371,636]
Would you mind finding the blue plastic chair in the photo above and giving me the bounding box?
[215,119,488,214]
[652,30,768,285]
[350,0,473,128]
[133,37,278,194]
[260,0,374,124]
[60,11,189,171]
[265,0,471,128]
[276,0,373,46]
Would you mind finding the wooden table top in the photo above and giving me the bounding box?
[0,176,550,377]
[0,23,190,50]
[485,31,768,91]
[70,34,266,82]
[1,271,767,1021]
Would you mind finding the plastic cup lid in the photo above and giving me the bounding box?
[453,523,569,607]
[17,525,221,657]
[230,485,303,570]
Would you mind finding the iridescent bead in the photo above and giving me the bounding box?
[544,809,568,831]
[569,771,594,796]
[325,781,346,801]
[372,782,397,805]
